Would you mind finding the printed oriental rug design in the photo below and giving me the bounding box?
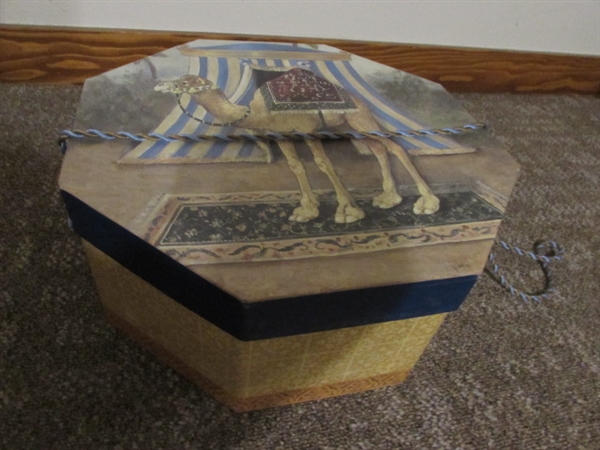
[261,68,357,114]
[137,186,504,265]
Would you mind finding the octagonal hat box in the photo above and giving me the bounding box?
[59,40,519,411]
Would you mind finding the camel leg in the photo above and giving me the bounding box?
[305,139,365,224]
[374,136,440,215]
[277,140,320,222]
[353,139,402,209]
[346,106,438,214]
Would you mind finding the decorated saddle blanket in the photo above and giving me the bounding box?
[260,68,357,114]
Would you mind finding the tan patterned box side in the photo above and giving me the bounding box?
[83,240,446,409]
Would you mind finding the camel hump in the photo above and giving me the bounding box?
[261,68,356,113]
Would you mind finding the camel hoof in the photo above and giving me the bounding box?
[335,205,365,224]
[413,195,440,215]
[289,205,319,222]
[373,191,402,209]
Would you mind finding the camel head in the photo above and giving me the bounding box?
[154,75,217,95]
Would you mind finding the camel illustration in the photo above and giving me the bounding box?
[154,69,440,223]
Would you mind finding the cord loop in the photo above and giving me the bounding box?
[486,239,564,302]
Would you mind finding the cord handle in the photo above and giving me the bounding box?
[486,240,565,302]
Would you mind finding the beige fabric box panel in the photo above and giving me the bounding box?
[59,40,519,411]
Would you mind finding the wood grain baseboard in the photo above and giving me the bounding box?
[1,25,599,94]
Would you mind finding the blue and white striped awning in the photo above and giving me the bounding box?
[119,42,470,165]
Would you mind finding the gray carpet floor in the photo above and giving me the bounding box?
[1,84,599,449]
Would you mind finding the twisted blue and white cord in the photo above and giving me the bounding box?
[57,122,487,153]
[486,240,565,302]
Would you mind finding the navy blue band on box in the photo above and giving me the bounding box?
[62,190,477,341]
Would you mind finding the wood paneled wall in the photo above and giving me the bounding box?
[1,26,599,94]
